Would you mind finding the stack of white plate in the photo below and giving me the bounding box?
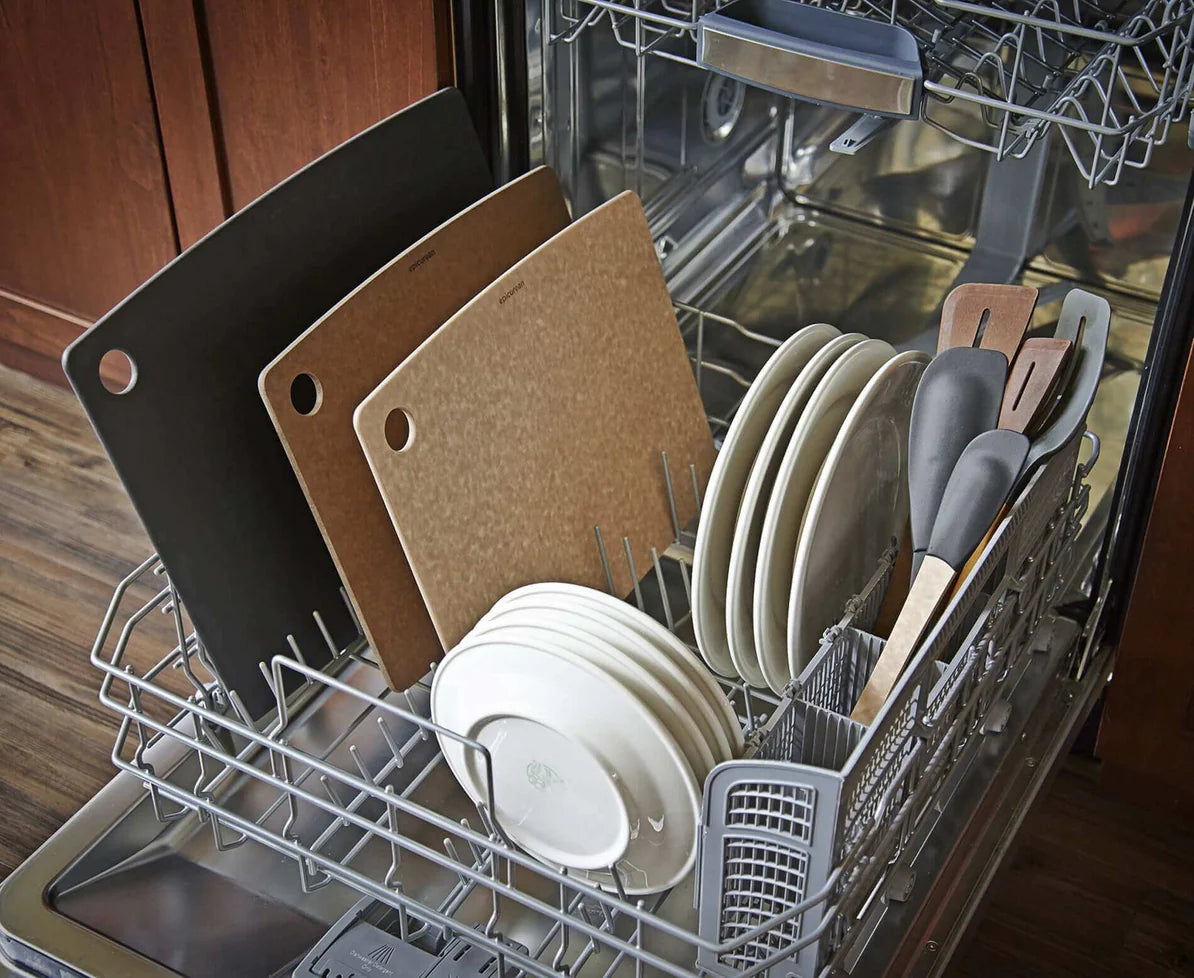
[430,582,744,895]
[692,326,929,694]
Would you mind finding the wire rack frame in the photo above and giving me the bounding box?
[699,430,1096,977]
[544,0,1194,187]
[86,303,1095,978]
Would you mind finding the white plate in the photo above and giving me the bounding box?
[481,592,733,765]
[492,582,744,757]
[754,338,896,691]
[787,351,928,671]
[431,631,700,893]
[474,610,716,780]
[691,324,840,678]
[724,334,865,687]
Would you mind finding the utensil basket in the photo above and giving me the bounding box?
[86,304,1096,978]
[697,425,1093,977]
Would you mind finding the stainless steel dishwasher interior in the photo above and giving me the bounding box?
[2,3,1189,974]
[0,203,1161,978]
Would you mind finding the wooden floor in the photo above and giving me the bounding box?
[1,363,1191,975]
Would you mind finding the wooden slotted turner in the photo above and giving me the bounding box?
[938,283,1039,361]
[999,337,1075,436]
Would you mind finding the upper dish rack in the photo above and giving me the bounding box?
[546,0,1194,186]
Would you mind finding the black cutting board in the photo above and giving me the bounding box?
[63,88,491,718]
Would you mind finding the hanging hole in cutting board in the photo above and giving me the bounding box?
[99,350,137,395]
[385,408,414,452]
[290,372,322,416]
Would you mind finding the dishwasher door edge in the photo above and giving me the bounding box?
[844,618,1112,977]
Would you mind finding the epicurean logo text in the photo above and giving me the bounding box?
[499,280,525,304]
[407,248,436,272]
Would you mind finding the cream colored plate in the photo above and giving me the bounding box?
[431,629,699,894]
[691,324,840,678]
[754,338,896,692]
[489,582,743,757]
[724,333,865,687]
[476,606,717,780]
[787,351,928,675]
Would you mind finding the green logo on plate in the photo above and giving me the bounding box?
[526,760,564,791]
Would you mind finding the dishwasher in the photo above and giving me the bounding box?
[3,1,1194,976]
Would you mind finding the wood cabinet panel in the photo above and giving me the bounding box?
[0,0,453,384]
[1098,338,1194,817]
[200,0,453,211]
[139,0,229,249]
[0,0,178,321]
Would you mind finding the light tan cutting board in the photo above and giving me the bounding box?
[354,191,716,649]
[259,167,571,689]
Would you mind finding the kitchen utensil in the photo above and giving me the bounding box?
[945,336,1073,598]
[494,582,743,755]
[1016,290,1111,490]
[1046,287,1091,422]
[475,615,716,779]
[937,283,1038,360]
[753,338,896,690]
[999,337,1074,435]
[62,88,492,718]
[850,428,1030,724]
[258,167,569,691]
[481,590,735,763]
[787,351,928,680]
[692,325,841,677]
[723,328,857,687]
[354,192,715,650]
[908,347,1008,580]
[431,629,701,893]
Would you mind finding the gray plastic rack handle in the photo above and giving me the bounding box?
[697,0,923,118]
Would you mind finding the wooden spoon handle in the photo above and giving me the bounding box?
[851,555,956,724]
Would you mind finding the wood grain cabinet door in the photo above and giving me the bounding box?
[0,0,178,383]
[1,0,453,385]
[1099,339,1194,818]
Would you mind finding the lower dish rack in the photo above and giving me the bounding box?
[86,306,1096,978]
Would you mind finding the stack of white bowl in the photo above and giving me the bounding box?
[430,582,743,894]
[429,580,745,893]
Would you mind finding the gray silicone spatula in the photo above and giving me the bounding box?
[852,428,1030,724]
[908,347,1009,579]
[1014,289,1111,491]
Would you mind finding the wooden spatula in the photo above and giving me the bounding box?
[851,428,1031,724]
[999,337,1074,436]
[938,283,1039,361]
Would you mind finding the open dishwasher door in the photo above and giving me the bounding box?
[4,0,1194,975]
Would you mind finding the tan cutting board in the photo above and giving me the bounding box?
[259,167,571,689]
[354,191,716,649]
